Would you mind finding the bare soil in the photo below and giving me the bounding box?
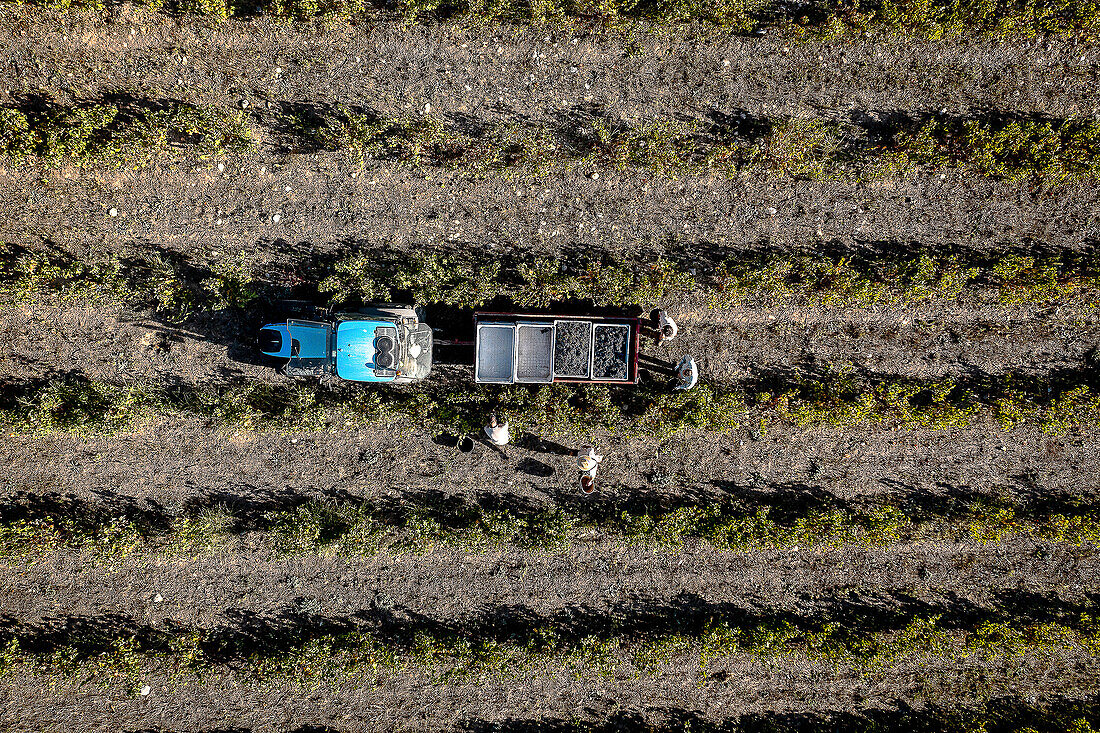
[0,5,1099,732]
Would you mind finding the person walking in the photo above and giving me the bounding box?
[654,309,678,344]
[637,353,699,391]
[644,309,678,345]
[674,356,698,391]
[484,412,510,446]
[576,444,603,495]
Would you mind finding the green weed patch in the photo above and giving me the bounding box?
[0,245,261,319]
[4,0,1100,40]
[319,247,1100,310]
[11,243,1099,320]
[271,108,1100,183]
[1,358,1097,442]
[889,117,1100,182]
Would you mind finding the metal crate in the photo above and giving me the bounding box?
[515,324,555,383]
[591,323,631,381]
[552,319,593,379]
[475,323,516,383]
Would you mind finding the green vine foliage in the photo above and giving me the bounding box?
[6,0,1100,41]
[0,101,252,168]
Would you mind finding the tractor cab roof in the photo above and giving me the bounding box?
[335,320,398,383]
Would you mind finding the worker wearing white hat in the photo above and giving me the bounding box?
[654,309,678,344]
[674,356,698,391]
[576,444,602,494]
[484,413,510,446]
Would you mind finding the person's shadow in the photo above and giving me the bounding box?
[518,433,574,456]
[514,457,555,477]
[637,353,677,378]
[433,432,503,458]
[433,430,571,464]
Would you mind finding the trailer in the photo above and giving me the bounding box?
[472,313,640,385]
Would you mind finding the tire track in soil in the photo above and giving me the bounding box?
[3,168,1099,255]
[1,303,1097,404]
[1,298,1096,387]
[1,539,1095,622]
[1,13,1098,120]
[1,421,1096,524]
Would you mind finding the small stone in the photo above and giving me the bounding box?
[647,466,671,486]
[153,594,163,602]
[424,103,431,113]
[108,208,118,217]
[766,207,777,215]
[722,59,730,67]
[589,172,599,180]
[285,185,291,192]
[271,214,281,223]
[217,163,225,172]
[140,685,151,696]
[239,99,250,109]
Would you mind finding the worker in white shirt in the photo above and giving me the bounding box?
[576,444,602,494]
[637,352,700,391]
[645,309,678,345]
[674,356,698,391]
[655,309,678,343]
[484,413,510,446]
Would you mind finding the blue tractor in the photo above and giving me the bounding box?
[258,304,433,383]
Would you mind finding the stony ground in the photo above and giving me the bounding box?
[0,5,1099,733]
